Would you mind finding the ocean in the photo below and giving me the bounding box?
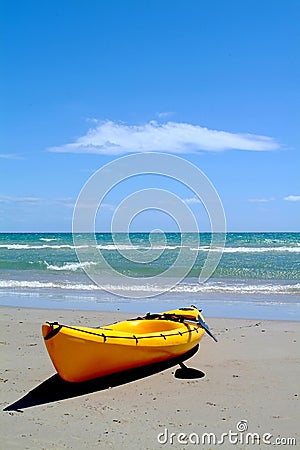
[0,232,299,321]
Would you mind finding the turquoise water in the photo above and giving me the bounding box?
[0,232,299,320]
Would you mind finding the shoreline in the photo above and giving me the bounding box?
[1,290,299,322]
[1,305,299,449]
[1,303,300,324]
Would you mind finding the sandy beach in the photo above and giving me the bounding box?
[1,306,299,449]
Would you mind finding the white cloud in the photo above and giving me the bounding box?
[248,197,275,203]
[284,195,300,202]
[0,153,24,160]
[100,202,115,211]
[85,117,99,124]
[48,120,281,155]
[184,197,202,204]
[248,196,300,204]
[155,111,175,118]
[0,195,41,203]
[75,202,115,211]
[0,194,74,208]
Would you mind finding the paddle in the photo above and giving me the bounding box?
[197,315,218,342]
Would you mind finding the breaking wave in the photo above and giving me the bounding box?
[1,279,299,295]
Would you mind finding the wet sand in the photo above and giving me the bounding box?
[1,306,299,449]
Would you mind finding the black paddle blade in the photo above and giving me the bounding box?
[198,315,218,342]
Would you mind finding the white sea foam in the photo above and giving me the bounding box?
[0,244,89,250]
[0,280,61,289]
[171,283,300,294]
[45,261,97,271]
[96,244,182,251]
[0,279,299,295]
[96,244,141,251]
[191,246,300,253]
[1,242,299,253]
[40,238,57,242]
[0,280,98,290]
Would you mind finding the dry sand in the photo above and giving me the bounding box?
[1,306,299,449]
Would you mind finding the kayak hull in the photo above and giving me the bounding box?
[42,307,206,382]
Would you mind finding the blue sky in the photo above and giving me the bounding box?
[0,0,299,232]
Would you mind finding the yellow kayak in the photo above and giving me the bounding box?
[42,305,217,382]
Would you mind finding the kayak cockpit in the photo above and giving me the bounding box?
[107,319,189,334]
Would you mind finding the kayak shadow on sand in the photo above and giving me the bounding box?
[4,345,205,411]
